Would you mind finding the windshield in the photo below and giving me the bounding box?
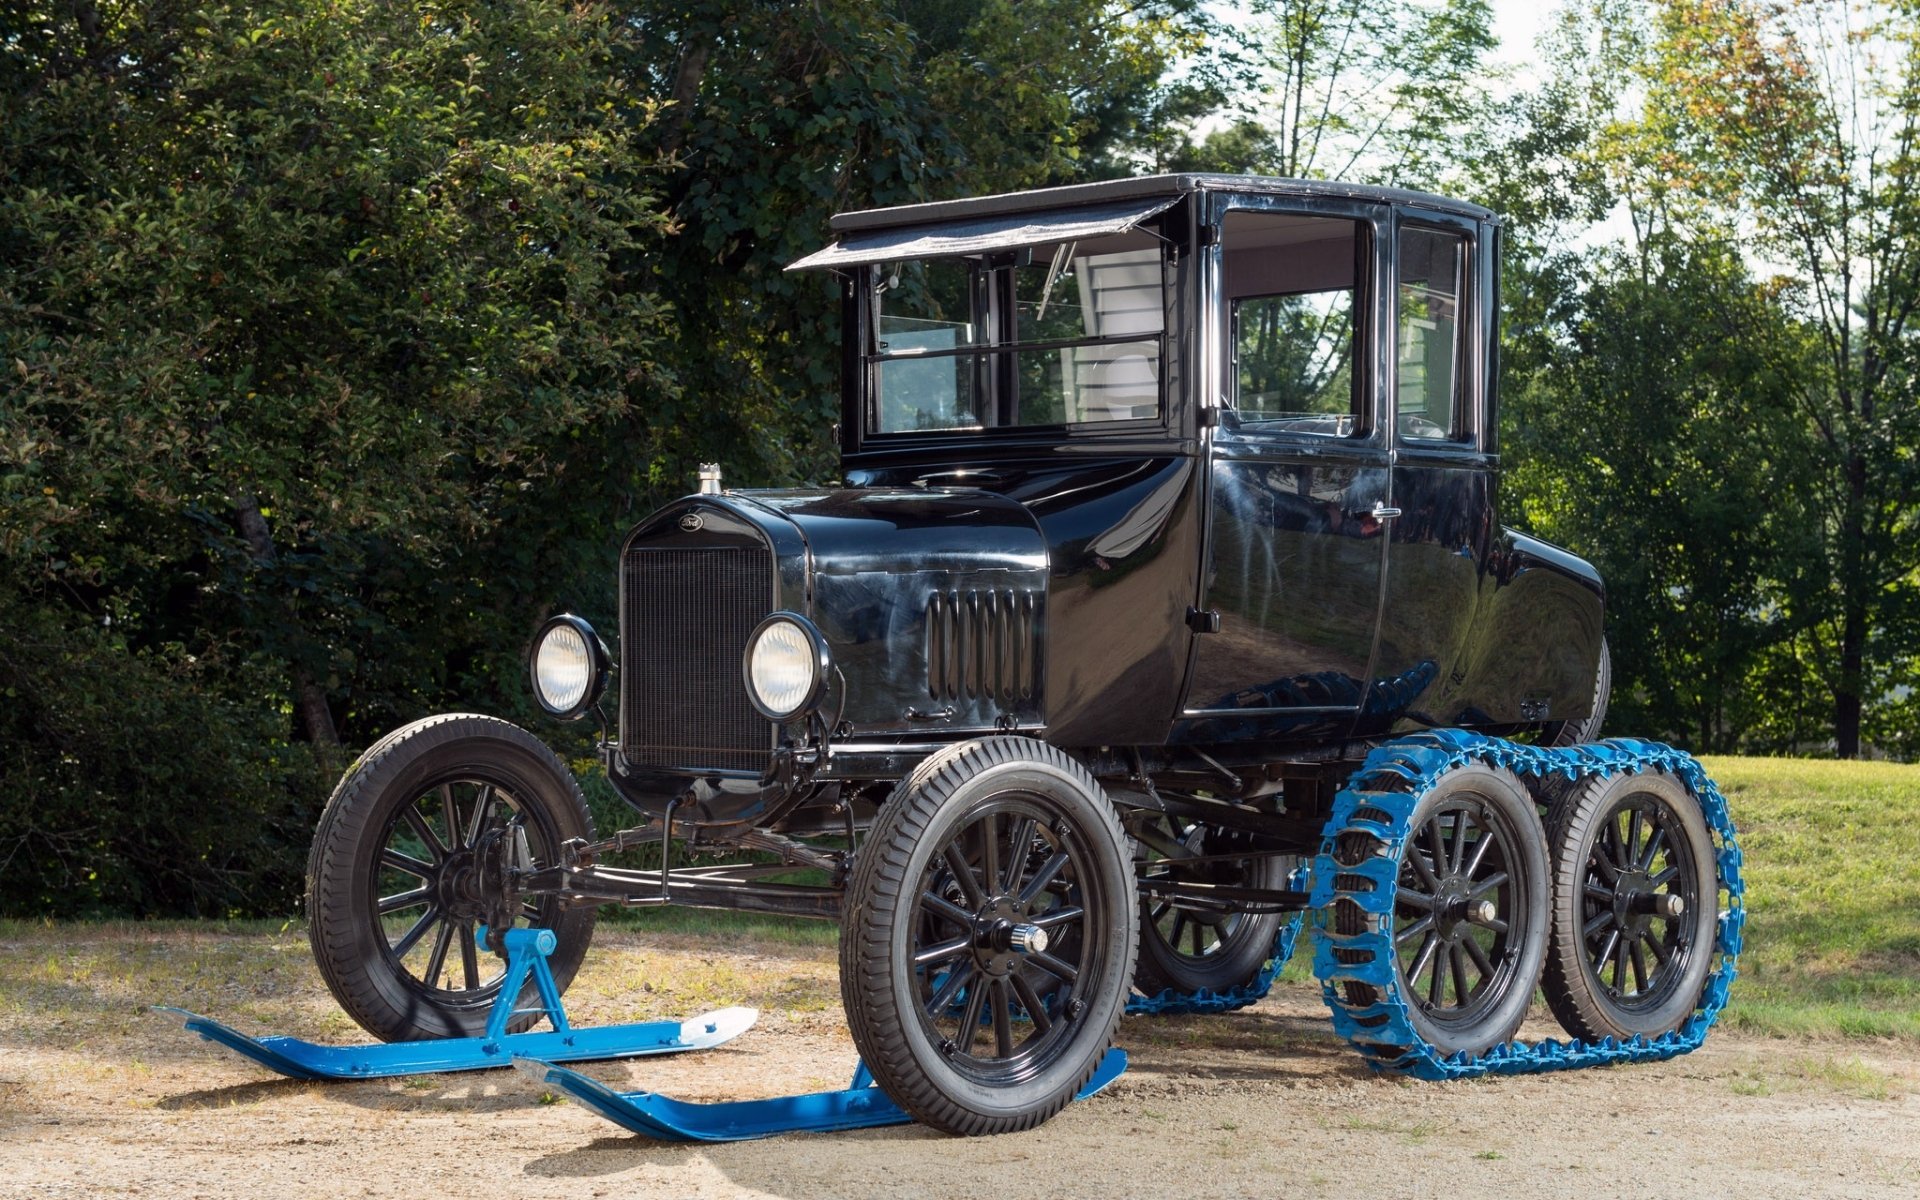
[864,230,1167,435]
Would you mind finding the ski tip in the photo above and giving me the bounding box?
[681,1006,759,1041]
[510,1055,562,1088]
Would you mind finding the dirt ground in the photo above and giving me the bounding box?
[2,926,1916,1199]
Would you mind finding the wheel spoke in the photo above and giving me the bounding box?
[1406,931,1440,987]
[1611,933,1628,989]
[1645,932,1672,965]
[1591,848,1620,883]
[1425,821,1449,883]
[1593,928,1620,976]
[378,886,431,915]
[466,784,494,847]
[921,891,975,929]
[402,806,449,860]
[440,784,463,851]
[1462,931,1497,979]
[1626,808,1644,869]
[1032,904,1084,929]
[1010,972,1052,1034]
[979,812,1001,902]
[991,978,1015,1058]
[1650,865,1679,889]
[1463,825,1496,879]
[459,922,480,990]
[1583,910,1614,940]
[925,962,974,1017]
[1169,910,1188,953]
[1395,913,1435,944]
[422,920,454,988]
[958,976,988,1053]
[1028,951,1079,983]
[1629,939,1650,993]
[1584,881,1615,903]
[913,936,972,967]
[390,907,439,959]
[1467,871,1508,899]
[1449,942,1471,1005]
[1017,851,1071,907]
[942,845,987,908]
[1427,940,1446,1005]
[381,848,435,879]
[1408,846,1443,892]
[1448,810,1471,874]
[1397,889,1436,912]
[1637,826,1667,872]
[1188,917,1206,956]
[1003,817,1035,896]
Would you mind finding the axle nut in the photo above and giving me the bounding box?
[1467,899,1497,926]
[1007,923,1049,955]
[1655,893,1686,918]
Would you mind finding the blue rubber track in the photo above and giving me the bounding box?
[1308,732,1746,1079]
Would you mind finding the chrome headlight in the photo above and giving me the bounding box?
[743,612,830,722]
[529,614,609,720]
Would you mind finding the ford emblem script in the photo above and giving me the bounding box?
[678,512,704,533]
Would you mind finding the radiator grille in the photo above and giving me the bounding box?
[925,588,1040,706]
[621,545,773,773]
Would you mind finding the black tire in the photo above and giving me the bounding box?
[1542,769,1718,1040]
[1547,637,1612,747]
[1132,818,1289,997]
[1338,764,1549,1054]
[306,714,596,1042]
[840,737,1136,1136]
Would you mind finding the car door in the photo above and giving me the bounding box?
[1176,195,1393,744]
[1356,208,1497,736]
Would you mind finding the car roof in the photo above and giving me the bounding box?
[828,173,1498,233]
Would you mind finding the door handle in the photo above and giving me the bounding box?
[1370,501,1403,520]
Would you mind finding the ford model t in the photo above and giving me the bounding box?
[305,175,1739,1135]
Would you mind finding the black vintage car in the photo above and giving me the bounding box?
[307,175,1630,1135]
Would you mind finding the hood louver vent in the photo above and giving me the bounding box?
[925,588,1040,706]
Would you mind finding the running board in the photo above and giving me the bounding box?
[154,927,755,1080]
[516,1046,1129,1142]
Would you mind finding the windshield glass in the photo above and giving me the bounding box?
[866,231,1167,435]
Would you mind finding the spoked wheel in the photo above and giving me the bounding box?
[1337,764,1548,1054]
[1543,769,1717,1039]
[841,737,1135,1136]
[307,714,596,1041]
[1132,818,1290,996]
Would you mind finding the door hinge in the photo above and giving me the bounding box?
[1186,607,1221,634]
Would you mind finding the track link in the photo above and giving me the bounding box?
[1309,731,1745,1079]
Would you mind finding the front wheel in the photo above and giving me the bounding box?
[840,737,1136,1136]
[306,714,596,1041]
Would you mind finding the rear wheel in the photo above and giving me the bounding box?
[841,737,1135,1135]
[1337,764,1549,1054]
[1132,818,1289,997]
[306,714,596,1041]
[1542,770,1717,1040]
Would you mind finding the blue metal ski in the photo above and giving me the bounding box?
[517,1047,1129,1142]
[155,927,756,1080]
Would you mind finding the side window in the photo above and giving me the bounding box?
[1221,211,1364,436]
[1396,227,1467,442]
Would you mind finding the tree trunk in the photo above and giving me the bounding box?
[1834,450,1868,758]
[232,493,341,750]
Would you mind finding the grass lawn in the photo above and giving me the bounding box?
[1702,755,1920,1040]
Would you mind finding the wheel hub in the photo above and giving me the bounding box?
[1613,868,1659,938]
[971,895,1047,977]
[1434,876,1478,941]
[435,848,483,921]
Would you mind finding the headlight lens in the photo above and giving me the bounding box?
[530,615,605,719]
[744,613,829,721]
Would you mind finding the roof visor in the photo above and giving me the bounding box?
[785,196,1181,272]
